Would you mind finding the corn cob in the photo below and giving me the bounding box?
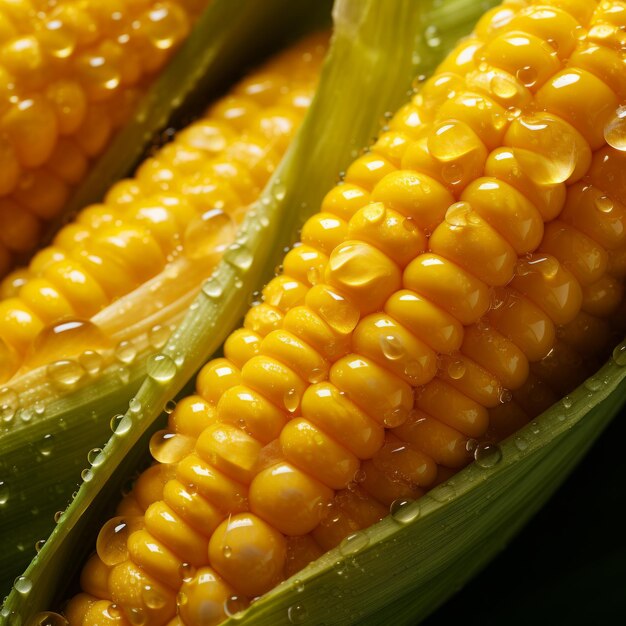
[0,0,208,279]
[0,31,327,384]
[60,0,626,623]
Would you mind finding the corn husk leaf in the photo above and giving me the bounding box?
[0,0,499,620]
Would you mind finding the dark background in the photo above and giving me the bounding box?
[423,401,626,626]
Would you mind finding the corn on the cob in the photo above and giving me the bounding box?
[0,0,207,279]
[0,32,327,384]
[61,0,626,623]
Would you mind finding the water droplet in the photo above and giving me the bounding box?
[445,201,473,228]
[447,359,466,380]
[362,203,386,224]
[224,595,248,618]
[14,575,32,594]
[424,24,441,48]
[490,73,520,99]
[390,498,421,524]
[0,387,19,423]
[383,404,409,428]
[46,359,85,388]
[35,539,45,553]
[202,277,223,299]
[514,436,528,451]
[339,531,369,555]
[273,182,287,201]
[146,353,177,383]
[34,401,45,416]
[184,208,236,259]
[29,611,68,626]
[0,481,9,505]
[562,395,573,409]
[505,106,522,121]
[148,324,171,349]
[223,544,233,558]
[584,376,602,392]
[283,388,299,413]
[179,562,196,582]
[110,413,132,435]
[97,516,143,566]
[516,65,537,88]
[594,195,614,214]
[36,433,55,457]
[225,242,254,272]
[292,579,305,593]
[499,388,513,403]
[402,216,418,232]
[431,482,456,503]
[115,340,137,364]
[613,343,626,366]
[128,397,142,414]
[118,366,130,384]
[81,468,94,482]
[287,603,308,624]
[127,607,146,626]
[513,117,577,185]
[380,334,404,360]
[142,584,167,609]
[441,162,464,185]
[78,350,103,376]
[149,430,195,464]
[306,266,321,286]
[604,105,626,151]
[28,319,111,368]
[474,442,502,468]
[315,287,360,335]
[54,510,63,523]
[164,399,177,414]
[88,448,104,466]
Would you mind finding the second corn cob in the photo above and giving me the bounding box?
[0,31,327,385]
[58,0,626,623]
[0,0,207,278]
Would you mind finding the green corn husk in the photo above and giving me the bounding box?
[3,0,626,624]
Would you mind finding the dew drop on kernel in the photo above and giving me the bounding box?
[604,105,626,151]
[390,498,420,524]
[594,194,614,214]
[222,544,232,558]
[179,562,196,582]
[142,584,167,609]
[516,65,537,88]
[146,353,177,382]
[339,531,369,556]
[444,356,465,379]
[441,161,464,185]
[287,603,308,624]
[380,334,404,360]
[283,388,299,413]
[224,595,249,618]
[149,430,195,464]
[97,516,143,566]
[474,442,502,468]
